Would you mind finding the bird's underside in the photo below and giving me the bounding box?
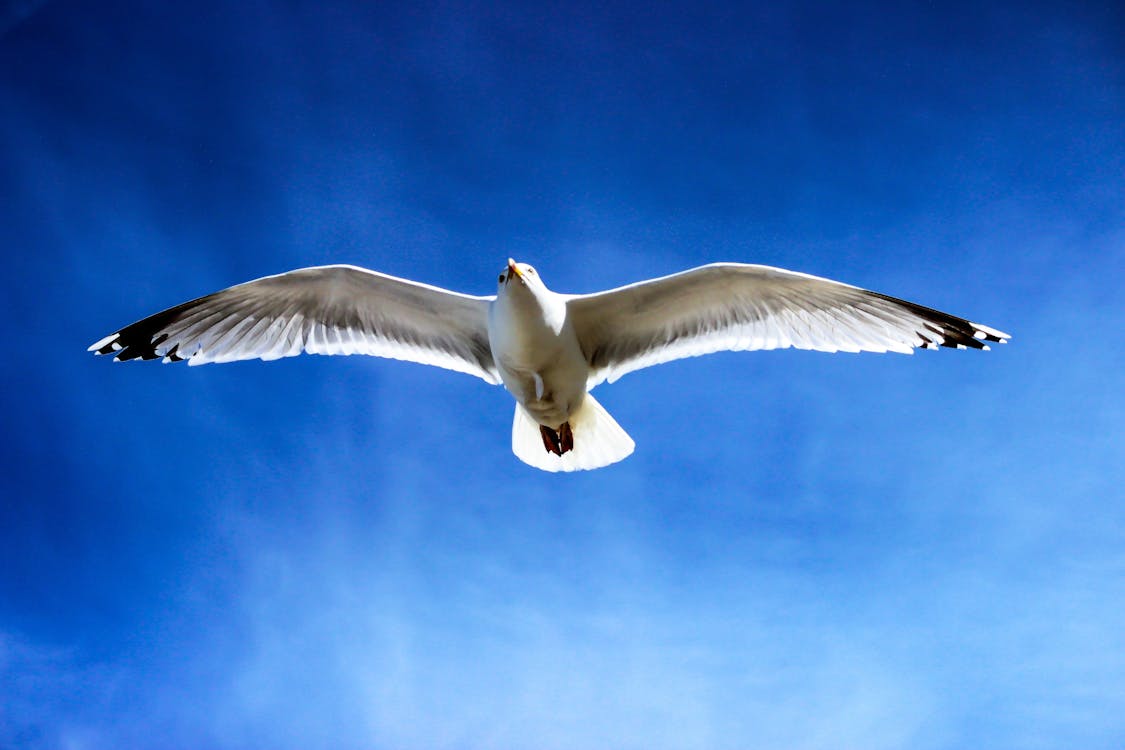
[90,260,1010,472]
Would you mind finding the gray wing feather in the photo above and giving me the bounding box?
[567,263,1010,388]
[89,264,501,383]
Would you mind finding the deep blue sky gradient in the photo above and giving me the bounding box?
[2,2,1124,748]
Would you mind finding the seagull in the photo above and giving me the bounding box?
[90,259,1009,471]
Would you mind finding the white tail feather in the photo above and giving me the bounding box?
[511,393,635,472]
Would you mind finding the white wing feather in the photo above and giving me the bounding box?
[89,264,501,383]
[567,263,1009,387]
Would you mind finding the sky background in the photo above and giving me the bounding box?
[2,1,1123,748]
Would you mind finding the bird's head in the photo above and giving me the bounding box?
[497,258,545,294]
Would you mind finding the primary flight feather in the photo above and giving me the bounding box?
[90,260,1009,471]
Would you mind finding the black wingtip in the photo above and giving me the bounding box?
[91,306,195,364]
[870,291,1009,353]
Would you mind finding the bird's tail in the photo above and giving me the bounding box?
[511,393,635,472]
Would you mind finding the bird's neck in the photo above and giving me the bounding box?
[495,286,568,337]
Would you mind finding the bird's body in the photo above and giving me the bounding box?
[91,259,1009,471]
[488,263,586,429]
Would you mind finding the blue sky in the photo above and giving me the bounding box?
[2,1,1123,748]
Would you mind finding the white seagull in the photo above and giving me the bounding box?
[90,260,1009,471]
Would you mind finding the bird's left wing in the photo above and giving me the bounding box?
[89,264,501,383]
[567,263,1009,388]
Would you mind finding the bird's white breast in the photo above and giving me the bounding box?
[488,284,588,426]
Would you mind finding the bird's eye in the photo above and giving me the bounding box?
[527,267,536,274]
[498,273,506,283]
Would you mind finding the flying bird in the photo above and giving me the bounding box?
[90,260,1009,471]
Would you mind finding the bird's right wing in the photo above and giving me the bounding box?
[567,263,1009,388]
[89,264,501,383]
